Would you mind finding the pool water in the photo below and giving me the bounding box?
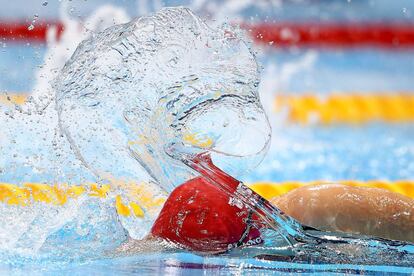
[1,1,414,275]
[3,252,414,275]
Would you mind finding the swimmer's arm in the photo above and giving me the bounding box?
[270,184,414,243]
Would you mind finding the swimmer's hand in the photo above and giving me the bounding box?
[271,184,414,243]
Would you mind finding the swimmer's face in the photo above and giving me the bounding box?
[55,8,270,186]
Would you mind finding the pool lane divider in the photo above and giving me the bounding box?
[2,93,414,125]
[2,21,414,48]
[1,181,413,217]
[275,93,414,124]
[0,94,27,105]
[0,182,152,218]
[0,21,64,43]
[246,22,414,48]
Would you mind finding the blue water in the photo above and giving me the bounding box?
[246,124,414,183]
[2,47,414,93]
[0,45,45,92]
[260,49,414,93]
[2,252,414,275]
[1,0,413,22]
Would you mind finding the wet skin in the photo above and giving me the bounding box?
[271,184,414,243]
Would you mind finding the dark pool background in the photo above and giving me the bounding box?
[1,0,414,274]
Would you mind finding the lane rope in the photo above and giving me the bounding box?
[1,180,413,217]
[247,22,414,48]
[275,93,414,124]
[0,21,63,43]
[0,93,27,105]
[2,21,414,48]
[3,93,414,125]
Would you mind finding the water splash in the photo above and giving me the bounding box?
[55,7,270,190]
[0,5,133,258]
[27,14,39,31]
[0,6,270,258]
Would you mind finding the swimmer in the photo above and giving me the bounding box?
[118,160,414,254]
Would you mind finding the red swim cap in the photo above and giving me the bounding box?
[151,158,263,253]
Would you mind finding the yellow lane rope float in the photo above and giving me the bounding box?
[0,93,27,106]
[275,93,414,124]
[3,93,414,125]
[1,181,413,217]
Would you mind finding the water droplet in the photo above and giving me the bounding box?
[42,1,48,6]
[28,14,39,31]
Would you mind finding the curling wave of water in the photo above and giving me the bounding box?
[55,6,270,188]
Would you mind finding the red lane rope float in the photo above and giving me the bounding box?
[246,22,414,48]
[0,21,64,43]
[1,20,414,48]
